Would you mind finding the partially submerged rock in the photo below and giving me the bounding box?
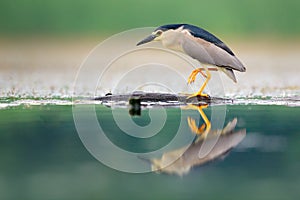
[95,92,233,107]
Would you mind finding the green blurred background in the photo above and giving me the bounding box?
[1,1,300,199]
[0,0,299,37]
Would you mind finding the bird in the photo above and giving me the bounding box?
[136,24,246,98]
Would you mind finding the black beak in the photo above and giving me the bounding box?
[136,34,156,46]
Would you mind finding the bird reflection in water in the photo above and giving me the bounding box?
[150,104,246,176]
[186,104,211,138]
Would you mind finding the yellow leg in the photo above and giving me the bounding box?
[187,67,218,85]
[188,66,211,99]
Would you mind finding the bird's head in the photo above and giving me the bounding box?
[137,24,188,46]
[136,28,164,46]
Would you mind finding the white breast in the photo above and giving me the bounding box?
[160,30,185,52]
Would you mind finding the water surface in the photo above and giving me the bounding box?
[0,103,299,200]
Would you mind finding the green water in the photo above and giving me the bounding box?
[0,104,299,200]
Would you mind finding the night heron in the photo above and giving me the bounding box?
[137,24,246,98]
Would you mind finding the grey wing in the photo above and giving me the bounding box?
[182,36,246,72]
[184,24,236,56]
[182,36,215,65]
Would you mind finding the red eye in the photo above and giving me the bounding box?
[156,30,163,36]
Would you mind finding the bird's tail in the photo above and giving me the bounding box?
[219,68,237,83]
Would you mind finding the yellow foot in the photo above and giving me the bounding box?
[187,117,206,135]
[187,70,198,84]
[187,92,210,99]
[187,69,207,84]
